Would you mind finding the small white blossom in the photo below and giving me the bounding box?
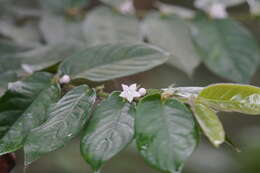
[138,88,147,96]
[119,84,141,102]
[208,3,228,19]
[59,74,71,84]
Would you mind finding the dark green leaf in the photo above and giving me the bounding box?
[197,83,260,115]
[83,7,140,46]
[24,85,96,165]
[142,12,200,76]
[136,94,199,173]
[0,72,54,137]
[193,103,225,147]
[80,92,135,171]
[191,17,260,83]
[0,74,60,155]
[58,43,169,81]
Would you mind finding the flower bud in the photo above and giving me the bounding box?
[59,75,71,84]
[138,88,147,96]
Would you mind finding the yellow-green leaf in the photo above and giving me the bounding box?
[197,83,260,115]
[193,103,225,147]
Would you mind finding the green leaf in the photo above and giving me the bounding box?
[19,43,82,73]
[0,39,30,55]
[24,85,96,165]
[39,0,90,13]
[197,83,260,115]
[191,17,260,83]
[136,94,199,173]
[193,103,225,147]
[0,40,31,87]
[80,92,135,171]
[83,7,140,46]
[40,13,85,44]
[58,43,169,81]
[0,19,41,46]
[142,12,200,76]
[0,56,21,89]
[0,74,60,155]
[0,72,54,137]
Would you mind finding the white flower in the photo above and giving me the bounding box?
[208,3,228,19]
[59,74,71,84]
[138,88,147,96]
[119,84,141,102]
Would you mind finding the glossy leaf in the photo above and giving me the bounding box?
[0,72,54,138]
[191,17,260,83]
[58,43,169,81]
[142,12,200,76]
[83,7,140,46]
[136,94,199,173]
[24,85,96,165]
[19,43,82,73]
[81,92,135,171]
[0,83,60,155]
[193,103,225,147]
[197,83,260,115]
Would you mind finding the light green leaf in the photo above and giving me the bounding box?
[0,72,54,137]
[191,17,260,83]
[40,13,85,44]
[142,12,200,76]
[193,103,225,147]
[0,73,60,155]
[80,92,135,171]
[197,83,260,115]
[83,7,140,46]
[58,43,169,81]
[136,94,199,173]
[19,43,82,73]
[24,85,96,165]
